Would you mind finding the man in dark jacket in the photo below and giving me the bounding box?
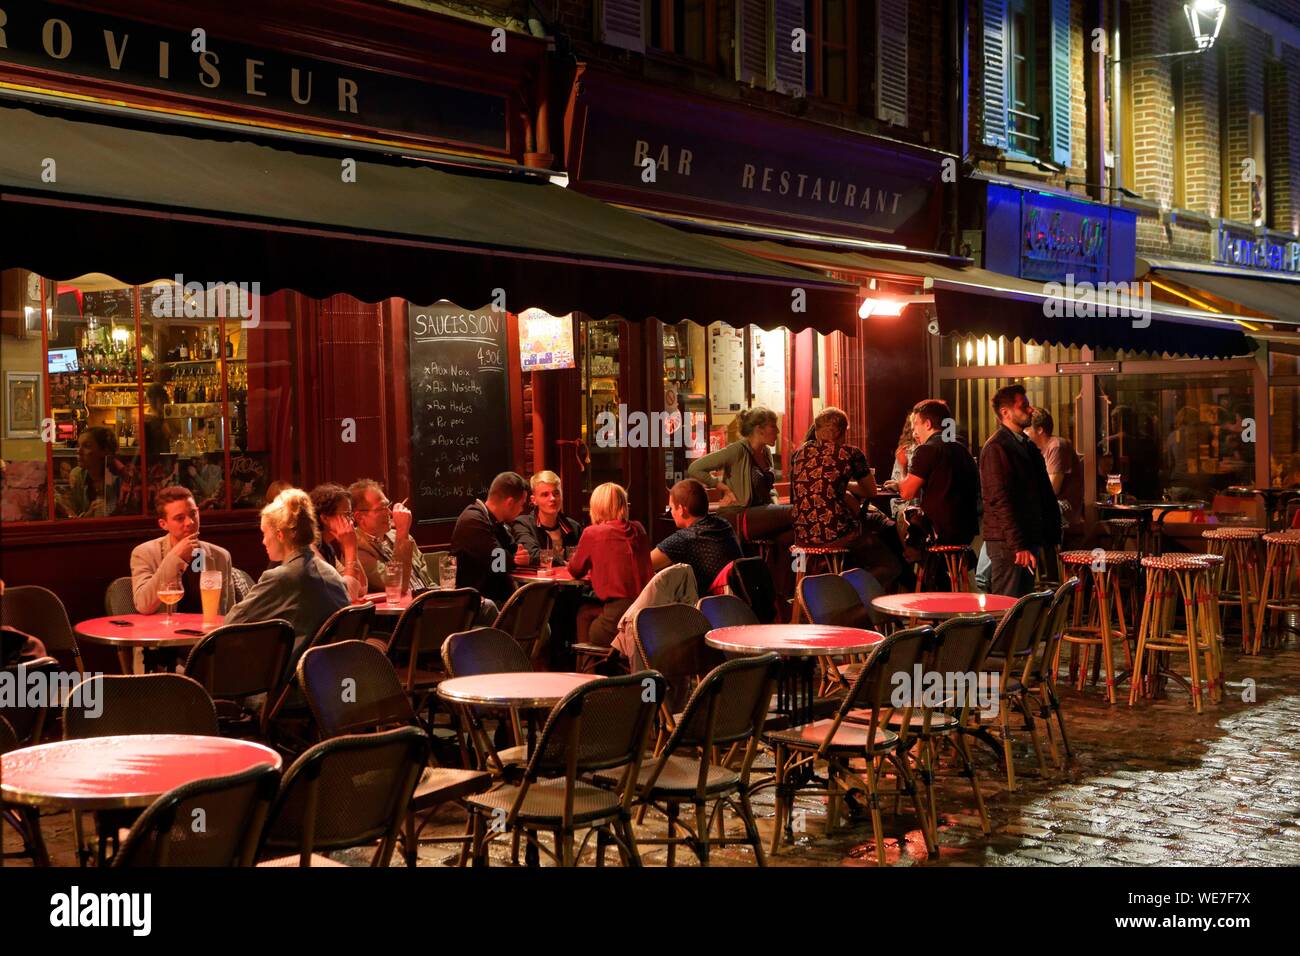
[979,384,1061,597]
[450,472,530,608]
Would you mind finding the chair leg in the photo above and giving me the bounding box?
[952,731,990,835]
[469,811,489,867]
[769,744,788,857]
[892,751,937,857]
[738,790,767,867]
[863,759,887,866]
[616,815,642,868]
[694,801,711,866]
[666,803,678,867]
[1000,701,1016,792]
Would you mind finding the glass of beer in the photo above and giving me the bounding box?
[439,555,457,590]
[1106,474,1123,504]
[384,564,403,608]
[158,575,184,627]
[538,549,555,576]
[200,570,222,627]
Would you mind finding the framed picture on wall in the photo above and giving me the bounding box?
[4,371,41,439]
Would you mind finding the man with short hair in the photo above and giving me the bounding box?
[651,478,744,594]
[1025,408,1085,553]
[130,486,238,615]
[979,385,1061,597]
[450,472,531,607]
[512,471,583,565]
[349,479,432,592]
[898,398,980,588]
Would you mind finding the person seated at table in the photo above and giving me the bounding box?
[567,482,652,664]
[651,478,743,594]
[791,407,904,591]
[223,488,350,654]
[450,472,530,610]
[130,485,239,615]
[56,426,141,518]
[0,581,48,664]
[511,470,583,565]
[896,399,980,589]
[308,483,367,602]
[349,479,432,592]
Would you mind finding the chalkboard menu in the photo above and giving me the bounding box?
[408,302,511,522]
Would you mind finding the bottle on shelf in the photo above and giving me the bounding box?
[178,331,189,361]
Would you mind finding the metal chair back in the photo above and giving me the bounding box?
[0,585,81,670]
[841,567,889,627]
[104,577,136,615]
[798,573,871,629]
[632,604,721,710]
[526,671,665,782]
[0,657,60,745]
[231,568,256,601]
[1030,578,1079,683]
[386,588,480,687]
[63,674,218,739]
[442,627,532,677]
[298,640,415,738]
[184,619,295,732]
[696,594,759,629]
[829,625,934,752]
[493,581,557,663]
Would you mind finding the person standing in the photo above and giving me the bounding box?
[979,385,1061,597]
[896,399,980,589]
[1025,408,1085,558]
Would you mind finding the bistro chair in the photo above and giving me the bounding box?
[841,567,890,628]
[696,594,759,630]
[726,557,780,624]
[494,581,558,666]
[976,589,1054,791]
[1130,555,1220,713]
[1253,530,1300,655]
[231,568,256,602]
[789,545,851,623]
[631,604,720,748]
[0,656,60,747]
[386,588,480,730]
[889,614,997,844]
[465,671,665,868]
[593,653,779,867]
[918,544,974,593]
[1,714,51,867]
[441,627,534,774]
[798,572,873,693]
[257,726,428,867]
[0,585,83,672]
[184,619,295,738]
[104,576,136,616]
[764,626,936,863]
[1026,578,1079,765]
[112,764,281,867]
[298,640,491,866]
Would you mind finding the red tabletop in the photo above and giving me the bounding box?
[437,672,595,708]
[0,734,281,811]
[705,624,884,657]
[511,567,581,585]
[74,613,220,648]
[870,592,1016,620]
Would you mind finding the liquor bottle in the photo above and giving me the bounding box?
[178,332,189,361]
[225,335,234,359]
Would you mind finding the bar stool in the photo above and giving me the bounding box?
[1190,553,1225,704]
[1102,518,1141,552]
[918,544,972,592]
[1129,555,1218,713]
[789,544,850,624]
[1056,550,1137,703]
[1253,530,1300,654]
[1201,527,1264,651]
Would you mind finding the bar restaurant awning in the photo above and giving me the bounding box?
[0,105,857,334]
[1139,259,1300,328]
[721,238,1255,358]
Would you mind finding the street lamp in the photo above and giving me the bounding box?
[1184,1,1227,52]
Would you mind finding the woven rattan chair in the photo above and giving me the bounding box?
[112,764,281,867]
[595,653,780,866]
[631,604,722,747]
[0,656,59,746]
[1023,577,1079,767]
[298,640,491,866]
[466,671,665,867]
[1,713,51,866]
[104,576,136,615]
[440,627,534,775]
[0,585,83,671]
[386,588,480,728]
[765,626,936,863]
[841,568,890,628]
[976,590,1054,791]
[184,619,295,738]
[798,572,873,692]
[494,581,558,666]
[726,556,779,624]
[696,594,759,630]
[257,726,428,867]
[231,568,256,601]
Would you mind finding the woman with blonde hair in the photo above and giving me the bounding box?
[223,488,351,656]
[566,482,652,662]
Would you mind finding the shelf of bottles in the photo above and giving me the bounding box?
[580,319,625,493]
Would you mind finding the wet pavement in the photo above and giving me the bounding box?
[8,633,1299,868]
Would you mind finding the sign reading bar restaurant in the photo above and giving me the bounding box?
[1214,224,1300,275]
[565,66,948,248]
[0,0,507,152]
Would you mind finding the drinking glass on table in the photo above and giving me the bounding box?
[439,554,457,590]
[1106,474,1123,504]
[564,546,577,564]
[384,564,403,608]
[538,549,555,576]
[200,569,222,627]
[158,575,184,627]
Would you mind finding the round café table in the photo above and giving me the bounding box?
[510,567,583,587]
[75,613,219,674]
[871,591,1016,623]
[437,672,595,769]
[363,591,414,617]
[705,624,884,727]
[0,734,281,866]
[1097,501,1205,556]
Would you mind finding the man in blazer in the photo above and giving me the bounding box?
[130,486,238,615]
[979,384,1061,597]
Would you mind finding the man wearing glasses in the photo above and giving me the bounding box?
[349,479,433,592]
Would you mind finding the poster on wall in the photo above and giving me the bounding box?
[518,309,575,370]
[750,327,786,413]
[709,323,745,415]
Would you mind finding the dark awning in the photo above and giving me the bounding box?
[1141,263,1300,328]
[0,105,857,333]
[719,238,1255,358]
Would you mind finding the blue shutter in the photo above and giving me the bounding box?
[1048,0,1073,166]
[772,0,806,96]
[982,0,1009,150]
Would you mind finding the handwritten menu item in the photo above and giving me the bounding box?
[408,303,511,522]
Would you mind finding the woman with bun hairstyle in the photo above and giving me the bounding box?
[687,406,794,596]
[222,488,351,656]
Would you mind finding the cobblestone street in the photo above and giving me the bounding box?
[11,635,1299,869]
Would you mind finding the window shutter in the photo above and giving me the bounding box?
[735,0,769,87]
[875,0,909,126]
[772,0,806,96]
[1048,0,1073,166]
[982,0,1009,149]
[598,0,645,53]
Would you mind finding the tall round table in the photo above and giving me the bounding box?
[871,591,1016,623]
[74,613,218,674]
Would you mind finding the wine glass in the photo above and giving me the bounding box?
[158,575,184,627]
[1106,474,1123,504]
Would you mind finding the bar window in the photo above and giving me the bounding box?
[805,0,856,106]
[1006,0,1042,155]
[647,0,715,65]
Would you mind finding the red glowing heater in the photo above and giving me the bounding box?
[858,294,934,319]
